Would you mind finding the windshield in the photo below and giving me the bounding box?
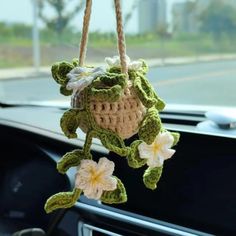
[0,0,235,107]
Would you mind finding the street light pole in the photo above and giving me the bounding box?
[32,0,40,72]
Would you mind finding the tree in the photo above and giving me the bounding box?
[112,0,140,29]
[123,0,139,29]
[38,0,84,36]
[199,0,236,38]
[156,23,169,63]
[172,0,199,34]
[0,22,32,38]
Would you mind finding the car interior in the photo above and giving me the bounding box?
[0,0,236,235]
[0,105,235,235]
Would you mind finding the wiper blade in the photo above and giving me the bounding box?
[0,102,17,108]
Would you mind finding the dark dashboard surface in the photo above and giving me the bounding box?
[0,106,235,235]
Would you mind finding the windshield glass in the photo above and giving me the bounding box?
[0,0,235,107]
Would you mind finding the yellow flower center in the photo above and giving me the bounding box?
[152,143,160,155]
[80,71,92,77]
[89,168,104,186]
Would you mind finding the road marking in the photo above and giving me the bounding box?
[152,68,236,87]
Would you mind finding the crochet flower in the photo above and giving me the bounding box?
[75,157,117,200]
[138,132,175,168]
[105,55,142,71]
[66,67,105,95]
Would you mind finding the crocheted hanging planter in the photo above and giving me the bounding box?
[44,0,180,214]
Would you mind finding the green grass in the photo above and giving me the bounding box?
[0,32,236,68]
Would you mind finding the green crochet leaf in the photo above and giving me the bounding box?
[108,60,148,76]
[171,132,180,147]
[139,108,161,145]
[57,149,92,174]
[72,58,79,66]
[90,85,123,103]
[127,140,146,168]
[143,166,163,190]
[44,188,81,213]
[60,109,80,139]
[101,177,127,204]
[98,130,129,156]
[51,63,61,84]
[51,61,73,86]
[133,75,157,108]
[139,60,149,74]
[107,67,122,74]
[153,92,165,111]
[128,70,137,81]
[58,61,74,82]
[99,73,127,89]
[60,85,72,96]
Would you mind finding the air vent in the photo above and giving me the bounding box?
[78,221,123,236]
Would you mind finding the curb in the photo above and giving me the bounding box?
[1,54,236,80]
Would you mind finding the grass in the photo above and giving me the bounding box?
[0,32,236,68]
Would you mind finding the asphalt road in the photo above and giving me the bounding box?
[0,60,235,107]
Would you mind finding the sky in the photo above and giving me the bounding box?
[0,0,185,33]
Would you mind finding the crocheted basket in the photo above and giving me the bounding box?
[71,81,146,139]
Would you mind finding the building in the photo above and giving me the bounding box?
[172,0,236,34]
[138,0,167,34]
[172,0,208,34]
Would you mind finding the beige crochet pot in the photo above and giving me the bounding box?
[72,82,146,139]
[71,0,146,139]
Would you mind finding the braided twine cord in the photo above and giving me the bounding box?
[78,0,92,67]
[74,0,146,139]
[114,0,128,76]
[79,0,128,75]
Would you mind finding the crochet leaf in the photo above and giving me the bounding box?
[60,85,72,96]
[107,67,122,74]
[60,109,80,139]
[171,132,180,146]
[44,188,81,213]
[99,73,127,89]
[133,75,157,108]
[90,85,123,103]
[153,92,165,111]
[127,140,146,168]
[139,108,161,145]
[51,61,73,86]
[57,149,92,174]
[72,58,79,66]
[140,60,149,74]
[99,130,129,156]
[143,166,163,190]
[107,60,148,75]
[101,177,127,204]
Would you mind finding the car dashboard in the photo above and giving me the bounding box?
[0,105,235,236]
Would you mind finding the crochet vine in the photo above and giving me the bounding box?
[44,58,180,213]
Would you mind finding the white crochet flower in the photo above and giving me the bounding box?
[75,157,117,200]
[66,67,105,95]
[105,55,142,71]
[138,132,175,168]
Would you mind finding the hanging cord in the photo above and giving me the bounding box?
[78,0,128,78]
[79,0,92,66]
[114,0,128,77]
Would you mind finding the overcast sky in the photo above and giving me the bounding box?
[0,0,185,33]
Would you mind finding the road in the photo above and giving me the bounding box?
[0,60,235,107]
